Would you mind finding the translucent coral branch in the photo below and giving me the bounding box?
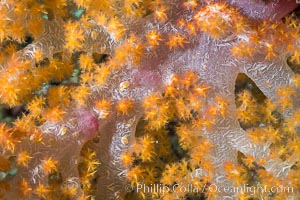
[2,109,98,200]
[2,0,297,200]
[230,0,298,21]
[92,0,299,199]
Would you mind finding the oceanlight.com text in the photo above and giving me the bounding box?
[125,183,294,196]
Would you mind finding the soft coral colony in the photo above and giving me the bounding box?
[0,0,300,199]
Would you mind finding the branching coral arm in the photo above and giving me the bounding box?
[230,0,298,21]
[229,0,298,177]
[18,18,115,62]
[239,55,295,101]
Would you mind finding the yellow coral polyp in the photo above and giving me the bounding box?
[146,29,162,47]
[117,99,134,115]
[41,157,58,175]
[19,179,32,197]
[194,3,237,39]
[64,21,85,51]
[16,151,32,167]
[166,33,188,50]
[139,135,156,162]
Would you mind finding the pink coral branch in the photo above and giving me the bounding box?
[230,0,298,21]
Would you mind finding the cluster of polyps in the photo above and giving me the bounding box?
[0,0,299,200]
